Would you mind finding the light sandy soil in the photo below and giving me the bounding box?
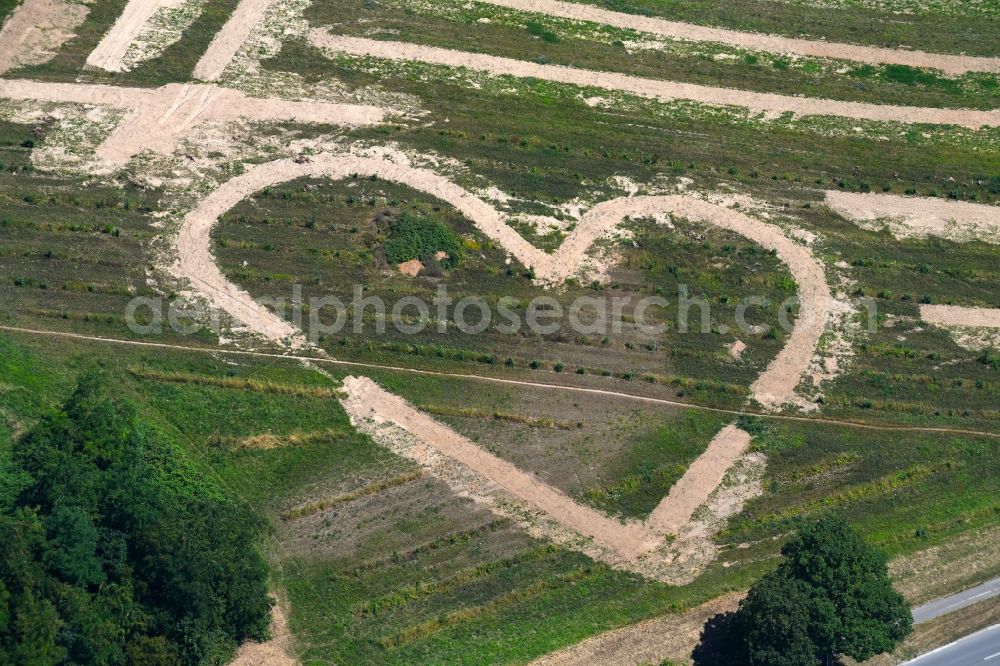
[479,0,1000,76]
[919,304,1000,328]
[645,424,751,533]
[826,191,1000,244]
[0,0,90,74]
[309,32,1000,129]
[228,603,296,666]
[192,0,276,80]
[340,374,764,583]
[175,152,832,408]
[86,0,180,72]
[397,258,423,276]
[341,375,657,556]
[530,591,743,666]
[0,80,387,164]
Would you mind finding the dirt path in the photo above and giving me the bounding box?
[86,0,178,72]
[175,152,832,408]
[920,305,1000,328]
[0,80,387,164]
[340,375,763,582]
[530,592,743,666]
[340,375,657,556]
[645,424,751,534]
[228,603,296,666]
[0,0,90,74]
[826,191,1000,244]
[192,0,275,80]
[478,0,1000,76]
[309,32,1000,129]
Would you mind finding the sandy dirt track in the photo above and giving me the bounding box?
[0,0,90,74]
[920,305,1000,328]
[645,424,751,533]
[480,0,1000,76]
[826,191,1000,243]
[86,0,178,72]
[229,604,295,666]
[0,80,387,164]
[192,0,274,80]
[176,153,832,408]
[340,375,658,556]
[309,32,1000,129]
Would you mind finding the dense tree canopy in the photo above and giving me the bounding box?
[0,373,271,665]
[692,515,912,666]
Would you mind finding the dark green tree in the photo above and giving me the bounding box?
[692,515,912,666]
[0,372,271,664]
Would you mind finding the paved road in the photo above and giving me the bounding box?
[902,623,1000,665]
[913,578,1000,624]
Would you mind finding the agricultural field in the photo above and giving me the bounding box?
[0,0,998,664]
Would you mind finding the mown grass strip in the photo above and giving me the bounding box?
[283,469,426,521]
[757,462,958,525]
[127,367,340,398]
[339,519,512,577]
[355,544,557,618]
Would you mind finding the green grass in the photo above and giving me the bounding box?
[0,330,996,665]
[0,0,21,24]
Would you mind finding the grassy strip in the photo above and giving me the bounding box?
[356,544,556,617]
[339,519,512,576]
[282,469,427,520]
[127,367,341,398]
[380,565,594,648]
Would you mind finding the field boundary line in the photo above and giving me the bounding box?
[2,325,997,440]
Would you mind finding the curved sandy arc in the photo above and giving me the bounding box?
[479,0,1000,76]
[309,32,1000,129]
[177,154,830,408]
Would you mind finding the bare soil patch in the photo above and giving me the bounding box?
[229,603,296,666]
[0,80,387,165]
[920,304,1000,328]
[0,0,90,74]
[826,191,1000,244]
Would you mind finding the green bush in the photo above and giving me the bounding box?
[383,212,461,267]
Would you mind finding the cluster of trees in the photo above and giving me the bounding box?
[0,373,271,665]
[693,516,912,666]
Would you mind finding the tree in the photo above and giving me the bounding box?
[692,515,912,666]
[0,372,271,664]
